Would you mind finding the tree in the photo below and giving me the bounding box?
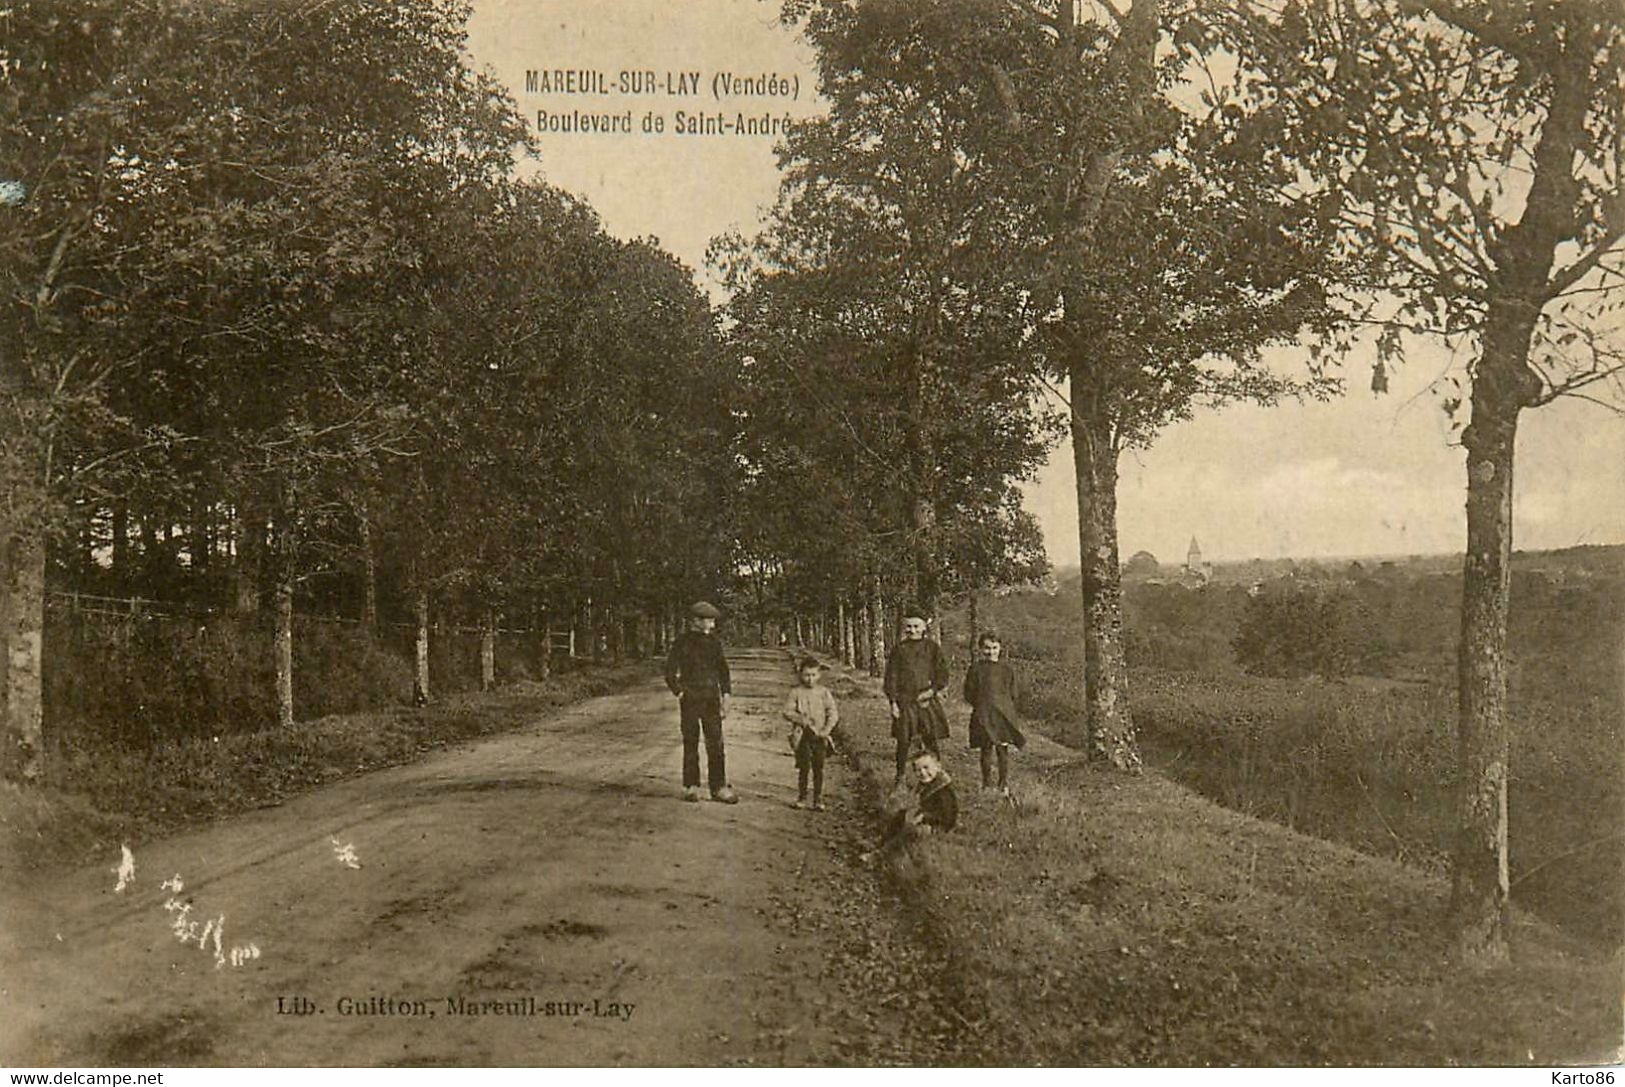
[729,2,1063,627]
[2,0,526,760]
[567,237,736,654]
[1124,550,1161,577]
[2,0,212,779]
[1222,0,1623,965]
[719,242,1054,655]
[779,0,1344,768]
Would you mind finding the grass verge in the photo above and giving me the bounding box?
[806,655,1623,1066]
[0,662,654,878]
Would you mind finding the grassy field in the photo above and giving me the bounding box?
[808,659,1622,1066]
[942,552,1624,948]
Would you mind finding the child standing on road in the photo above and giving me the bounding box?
[782,656,840,811]
[963,630,1026,795]
[663,601,738,804]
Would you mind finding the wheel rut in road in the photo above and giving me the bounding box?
[1,648,862,1067]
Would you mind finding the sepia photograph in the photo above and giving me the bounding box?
[1,0,1622,1071]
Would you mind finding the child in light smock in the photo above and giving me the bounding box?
[783,656,840,811]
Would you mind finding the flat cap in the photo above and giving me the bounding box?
[689,601,722,618]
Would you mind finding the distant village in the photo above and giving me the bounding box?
[1115,539,1619,590]
[968,539,1618,597]
[990,539,1622,597]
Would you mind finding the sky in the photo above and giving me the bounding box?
[465,0,1625,567]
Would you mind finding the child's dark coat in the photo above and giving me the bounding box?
[963,659,1027,750]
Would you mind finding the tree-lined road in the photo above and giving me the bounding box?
[1,650,846,1066]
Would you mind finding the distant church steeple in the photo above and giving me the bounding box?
[1187,536,1202,569]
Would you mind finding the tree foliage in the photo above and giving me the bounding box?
[1,0,735,777]
[757,0,1347,765]
[715,4,1063,640]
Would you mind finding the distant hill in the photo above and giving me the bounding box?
[1511,543,1625,576]
[1014,545,1621,594]
[1086,544,1625,583]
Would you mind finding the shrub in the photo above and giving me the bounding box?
[1232,583,1392,678]
[45,605,415,752]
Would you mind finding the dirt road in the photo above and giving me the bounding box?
[1,648,861,1067]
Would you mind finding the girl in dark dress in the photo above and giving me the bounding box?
[883,610,950,783]
[962,630,1026,794]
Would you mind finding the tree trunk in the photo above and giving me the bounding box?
[1451,306,1542,966]
[968,589,980,660]
[110,500,129,586]
[539,606,553,680]
[357,503,377,633]
[620,609,638,661]
[1455,413,1516,966]
[140,516,161,586]
[1444,27,1591,967]
[480,607,497,691]
[1,527,47,782]
[77,514,95,582]
[852,600,865,670]
[190,499,212,575]
[868,580,886,677]
[232,496,264,614]
[859,600,872,671]
[271,512,295,730]
[108,497,128,588]
[414,585,431,703]
[755,567,767,646]
[902,330,941,617]
[1071,392,1139,770]
[1043,0,1157,761]
[839,599,853,666]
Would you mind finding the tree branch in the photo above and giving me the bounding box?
[1542,227,1625,302]
[1090,0,1128,30]
[1530,365,1625,409]
[1006,0,1063,34]
[982,61,1025,131]
[1412,0,1536,67]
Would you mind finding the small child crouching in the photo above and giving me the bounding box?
[862,752,959,865]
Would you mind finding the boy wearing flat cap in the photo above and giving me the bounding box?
[664,600,738,804]
[882,606,950,784]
